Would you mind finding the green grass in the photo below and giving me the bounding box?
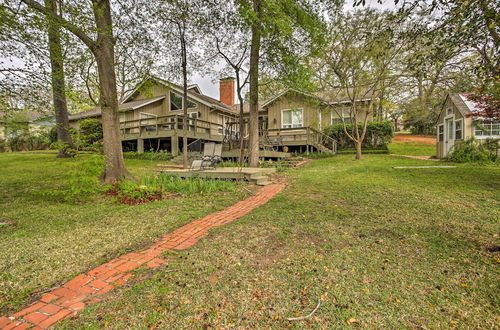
[59,155,499,328]
[389,141,436,156]
[0,153,245,315]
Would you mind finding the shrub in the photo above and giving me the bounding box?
[65,155,106,201]
[79,119,103,146]
[7,132,51,151]
[447,138,498,163]
[113,180,163,204]
[123,151,173,161]
[141,173,237,195]
[292,152,333,159]
[324,121,394,149]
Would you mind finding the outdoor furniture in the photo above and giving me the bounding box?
[190,142,222,170]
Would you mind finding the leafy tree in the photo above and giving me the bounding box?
[20,0,131,182]
[314,9,404,159]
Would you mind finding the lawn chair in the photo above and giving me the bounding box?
[191,142,221,170]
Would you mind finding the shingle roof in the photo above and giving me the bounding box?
[68,96,165,121]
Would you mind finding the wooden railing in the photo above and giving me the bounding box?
[119,114,224,138]
[264,127,337,153]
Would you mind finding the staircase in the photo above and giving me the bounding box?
[308,127,337,154]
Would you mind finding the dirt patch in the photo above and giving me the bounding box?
[393,134,436,144]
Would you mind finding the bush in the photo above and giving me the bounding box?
[7,132,51,151]
[447,138,498,163]
[113,180,163,204]
[123,151,173,161]
[141,173,237,195]
[324,121,394,149]
[79,119,103,146]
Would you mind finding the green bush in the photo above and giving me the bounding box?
[65,155,105,201]
[7,132,51,151]
[123,151,173,161]
[324,121,394,149]
[292,152,333,159]
[79,119,103,146]
[141,173,237,195]
[114,180,163,204]
[447,138,498,164]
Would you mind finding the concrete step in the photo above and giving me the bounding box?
[256,180,273,186]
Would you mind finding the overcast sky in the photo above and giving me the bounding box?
[194,0,398,100]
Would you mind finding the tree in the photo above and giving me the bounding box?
[236,0,329,167]
[314,9,404,159]
[44,0,74,157]
[155,0,205,169]
[20,0,130,182]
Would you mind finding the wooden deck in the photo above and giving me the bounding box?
[160,167,276,185]
[221,149,291,159]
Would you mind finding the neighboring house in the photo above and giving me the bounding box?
[69,76,238,156]
[0,111,55,142]
[436,93,500,158]
[69,76,372,156]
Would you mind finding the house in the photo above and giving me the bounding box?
[0,111,55,142]
[436,93,500,158]
[69,76,239,156]
[69,76,372,157]
[232,88,372,154]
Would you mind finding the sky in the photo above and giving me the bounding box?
[193,0,398,100]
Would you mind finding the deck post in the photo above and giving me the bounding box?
[137,138,144,154]
[171,134,179,156]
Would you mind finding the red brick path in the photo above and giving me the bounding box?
[0,183,285,329]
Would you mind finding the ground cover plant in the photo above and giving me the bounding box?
[0,153,245,314]
[59,153,499,328]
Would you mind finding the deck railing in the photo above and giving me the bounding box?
[119,114,224,138]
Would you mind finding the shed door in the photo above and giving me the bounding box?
[444,118,454,155]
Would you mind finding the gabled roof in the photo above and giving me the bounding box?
[122,76,235,114]
[187,84,202,94]
[68,96,165,121]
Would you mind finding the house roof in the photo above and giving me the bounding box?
[122,76,236,114]
[68,96,165,121]
[0,110,54,123]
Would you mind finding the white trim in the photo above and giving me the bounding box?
[129,96,165,110]
[454,118,463,140]
[281,108,304,128]
[437,124,444,142]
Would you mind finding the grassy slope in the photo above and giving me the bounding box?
[60,155,499,328]
[0,153,245,314]
[388,141,436,156]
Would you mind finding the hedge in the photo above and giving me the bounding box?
[323,121,394,149]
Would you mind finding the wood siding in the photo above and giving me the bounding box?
[436,96,473,158]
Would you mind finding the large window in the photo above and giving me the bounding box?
[282,109,303,128]
[455,119,463,140]
[438,125,444,142]
[474,122,500,138]
[170,91,197,111]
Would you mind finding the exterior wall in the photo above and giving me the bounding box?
[266,93,322,130]
[436,97,473,158]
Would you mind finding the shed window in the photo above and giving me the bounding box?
[438,125,444,142]
[447,108,452,115]
[455,119,463,140]
[282,109,303,128]
[474,122,500,138]
[170,91,197,111]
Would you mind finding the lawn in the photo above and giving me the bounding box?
[58,154,499,328]
[0,153,245,315]
[388,141,437,156]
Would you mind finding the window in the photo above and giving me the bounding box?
[282,109,303,128]
[438,125,444,142]
[169,91,197,111]
[474,122,500,138]
[447,108,452,115]
[455,119,463,140]
[447,119,454,140]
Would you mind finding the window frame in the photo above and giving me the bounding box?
[281,108,304,129]
[455,119,463,140]
[169,91,197,111]
[474,121,500,139]
[438,124,444,142]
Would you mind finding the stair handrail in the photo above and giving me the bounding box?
[309,127,337,153]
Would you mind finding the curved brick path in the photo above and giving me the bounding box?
[0,183,285,329]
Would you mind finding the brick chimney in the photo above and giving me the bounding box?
[219,77,235,106]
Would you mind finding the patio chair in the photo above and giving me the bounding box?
[191,142,222,170]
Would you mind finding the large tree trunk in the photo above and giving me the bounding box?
[92,0,130,183]
[248,0,262,168]
[45,0,74,158]
[181,28,189,169]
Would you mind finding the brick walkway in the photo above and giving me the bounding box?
[0,183,285,329]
